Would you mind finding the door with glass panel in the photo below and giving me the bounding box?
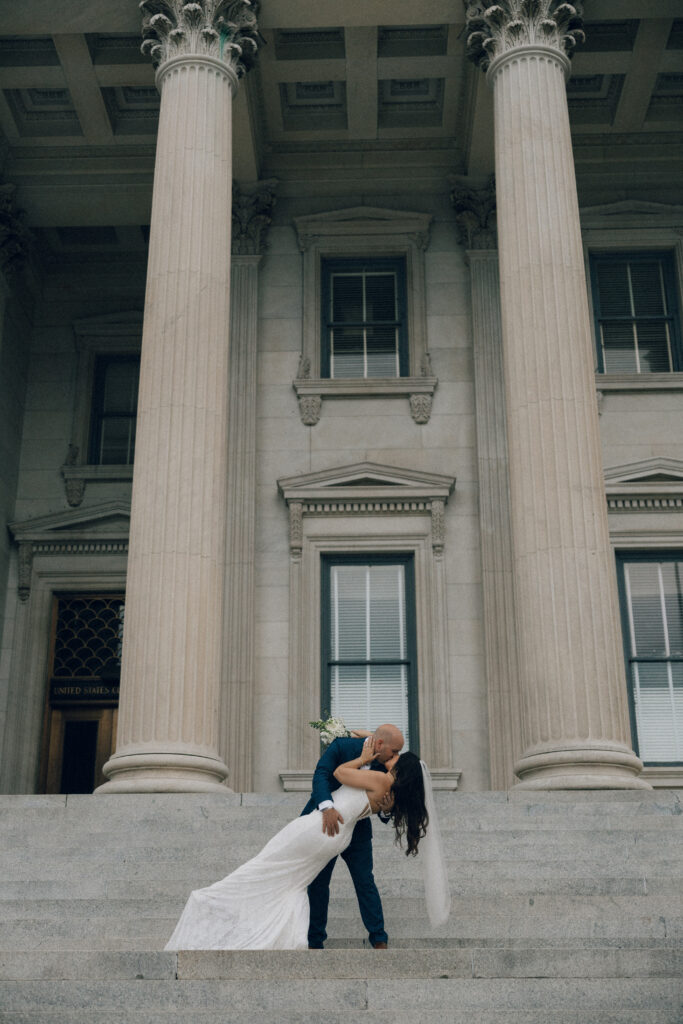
[617,556,683,764]
[321,556,417,750]
[41,594,124,793]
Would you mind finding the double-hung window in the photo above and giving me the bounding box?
[590,252,682,373]
[89,354,140,465]
[321,257,408,379]
[321,555,417,748]
[617,554,683,764]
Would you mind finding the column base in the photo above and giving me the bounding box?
[96,749,232,795]
[514,743,651,790]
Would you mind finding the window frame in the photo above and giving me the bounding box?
[615,550,683,767]
[590,250,683,375]
[320,256,409,380]
[320,552,419,752]
[88,353,140,466]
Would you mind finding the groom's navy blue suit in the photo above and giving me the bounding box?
[301,736,388,948]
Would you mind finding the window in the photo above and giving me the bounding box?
[89,354,139,465]
[590,252,682,373]
[617,554,683,764]
[322,555,417,748]
[321,257,408,378]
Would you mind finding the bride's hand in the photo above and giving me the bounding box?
[359,736,376,765]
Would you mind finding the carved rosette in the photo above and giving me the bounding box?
[450,177,497,250]
[18,542,33,602]
[409,393,432,425]
[0,183,31,277]
[140,0,260,77]
[464,0,585,71]
[232,180,277,256]
[298,395,321,426]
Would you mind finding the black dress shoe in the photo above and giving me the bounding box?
[308,943,324,949]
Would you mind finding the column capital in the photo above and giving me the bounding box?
[464,1,584,72]
[232,179,277,255]
[0,183,31,277]
[450,175,497,250]
[140,0,260,79]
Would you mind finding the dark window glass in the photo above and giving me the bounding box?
[89,355,139,464]
[591,253,682,373]
[321,257,408,378]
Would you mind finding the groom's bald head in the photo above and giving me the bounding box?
[372,723,404,763]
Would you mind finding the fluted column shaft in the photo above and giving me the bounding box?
[98,1,259,792]
[465,1,646,788]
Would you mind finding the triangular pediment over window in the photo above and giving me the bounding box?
[604,459,683,512]
[581,200,683,229]
[9,501,131,544]
[278,462,455,504]
[605,458,683,487]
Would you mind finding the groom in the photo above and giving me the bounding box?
[302,723,405,950]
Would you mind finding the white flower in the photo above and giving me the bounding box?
[309,715,350,746]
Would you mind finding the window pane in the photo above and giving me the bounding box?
[366,325,399,377]
[368,565,405,660]
[634,662,681,762]
[365,273,396,321]
[630,262,666,317]
[596,262,631,316]
[636,321,672,373]
[331,664,368,725]
[99,417,135,465]
[331,565,368,659]
[368,664,409,743]
[601,322,637,372]
[102,360,139,414]
[662,562,683,655]
[626,563,667,656]
[332,274,363,322]
[331,328,364,378]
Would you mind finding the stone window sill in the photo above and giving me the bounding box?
[640,765,683,788]
[61,464,133,507]
[293,376,438,425]
[596,372,683,391]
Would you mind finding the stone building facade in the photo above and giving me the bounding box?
[0,1,682,797]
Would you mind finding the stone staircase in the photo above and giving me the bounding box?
[0,790,682,1023]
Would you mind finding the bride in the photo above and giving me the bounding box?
[164,738,448,950]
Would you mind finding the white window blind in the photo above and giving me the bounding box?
[328,562,411,746]
[623,560,683,762]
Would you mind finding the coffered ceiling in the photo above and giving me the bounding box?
[0,1,681,258]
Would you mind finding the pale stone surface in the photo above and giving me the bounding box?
[468,4,646,789]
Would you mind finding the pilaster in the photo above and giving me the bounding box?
[221,180,276,792]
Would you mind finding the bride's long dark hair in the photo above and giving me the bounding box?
[389,751,428,856]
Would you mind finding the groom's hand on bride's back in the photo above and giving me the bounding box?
[321,807,344,836]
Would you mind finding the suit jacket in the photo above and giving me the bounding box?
[302,736,385,817]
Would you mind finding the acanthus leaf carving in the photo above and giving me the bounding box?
[464,0,585,71]
[0,183,31,277]
[232,179,277,255]
[140,0,260,76]
[450,176,497,250]
[298,395,321,426]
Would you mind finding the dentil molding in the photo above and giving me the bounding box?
[464,0,585,70]
[140,0,259,76]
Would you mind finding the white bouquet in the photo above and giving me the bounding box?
[309,715,350,746]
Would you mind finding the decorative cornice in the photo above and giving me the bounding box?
[450,176,497,250]
[464,0,585,72]
[140,0,260,77]
[292,377,438,425]
[0,183,31,276]
[232,179,277,256]
[293,206,432,254]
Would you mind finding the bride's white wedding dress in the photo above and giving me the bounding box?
[164,784,372,950]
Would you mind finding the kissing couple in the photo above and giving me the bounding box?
[165,723,450,950]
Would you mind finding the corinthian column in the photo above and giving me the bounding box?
[464,2,647,788]
[99,1,260,793]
